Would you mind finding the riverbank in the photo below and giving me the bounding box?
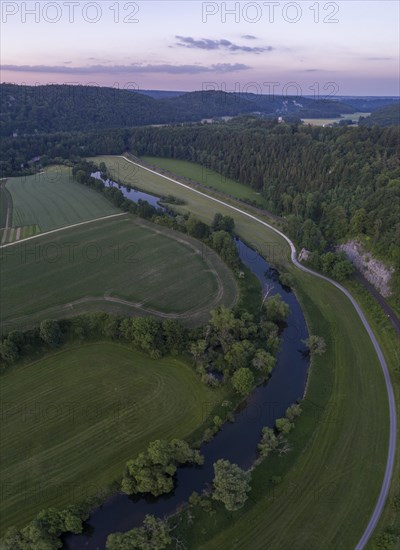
[64,236,309,549]
[86,155,393,550]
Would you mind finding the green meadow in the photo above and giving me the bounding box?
[1,215,238,332]
[141,156,268,207]
[0,343,225,532]
[5,166,118,233]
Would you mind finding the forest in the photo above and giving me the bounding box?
[127,119,400,268]
[1,83,361,137]
[359,103,400,127]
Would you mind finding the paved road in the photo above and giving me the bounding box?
[121,155,397,550]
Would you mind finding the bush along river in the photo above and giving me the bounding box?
[64,183,309,550]
[91,171,164,209]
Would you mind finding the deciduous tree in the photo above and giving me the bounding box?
[212,459,251,511]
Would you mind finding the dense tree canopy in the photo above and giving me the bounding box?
[0,505,88,550]
[39,320,62,348]
[231,368,255,396]
[212,459,252,511]
[0,84,359,138]
[121,439,203,497]
[106,515,171,550]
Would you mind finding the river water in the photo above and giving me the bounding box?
[91,171,163,209]
[64,183,309,549]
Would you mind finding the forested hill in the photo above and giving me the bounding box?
[359,103,400,127]
[1,83,356,137]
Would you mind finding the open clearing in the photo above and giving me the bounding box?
[0,215,238,332]
[302,112,371,126]
[92,155,393,550]
[0,342,225,532]
[141,156,268,207]
[4,166,118,239]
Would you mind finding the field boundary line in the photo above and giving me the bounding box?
[119,155,396,550]
[0,213,127,249]
[1,181,12,244]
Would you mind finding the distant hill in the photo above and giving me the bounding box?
[329,96,400,112]
[0,83,356,137]
[138,89,186,99]
[0,84,166,136]
[359,103,400,127]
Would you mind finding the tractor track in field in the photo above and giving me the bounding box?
[4,274,227,329]
[3,243,232,329]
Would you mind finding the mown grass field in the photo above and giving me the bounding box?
[0,342,226,532]
[344,280,399,549]
[1,225,41,245]
[302,112,370,126]
[141,156,268,207]
[90,156,285,258]
[5,166,118,233]
[177,270,389,550]
[0,215,238,332]
[93,155,393,549]
[188,276,399,550]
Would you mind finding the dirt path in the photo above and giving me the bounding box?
[0,212,127,249]
[5,284,228,330]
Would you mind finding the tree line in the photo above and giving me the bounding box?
[72,161,241,271]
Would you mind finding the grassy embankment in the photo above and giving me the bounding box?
[141,156,268,208]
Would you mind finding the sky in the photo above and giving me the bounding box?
[1,0,399,96]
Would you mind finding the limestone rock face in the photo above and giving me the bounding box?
[298,248,311,263]
[339,240,394,297]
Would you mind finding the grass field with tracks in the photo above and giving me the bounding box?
[0,342,225,532]
[177,270,390,550]
[0,215,238,332]
[91,155,395,550]
[5,166,118,234]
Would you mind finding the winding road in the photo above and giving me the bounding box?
[120,155,397,550]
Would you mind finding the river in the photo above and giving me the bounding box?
[64,181,309,549]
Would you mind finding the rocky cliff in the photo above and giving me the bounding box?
[339,240,394,297]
